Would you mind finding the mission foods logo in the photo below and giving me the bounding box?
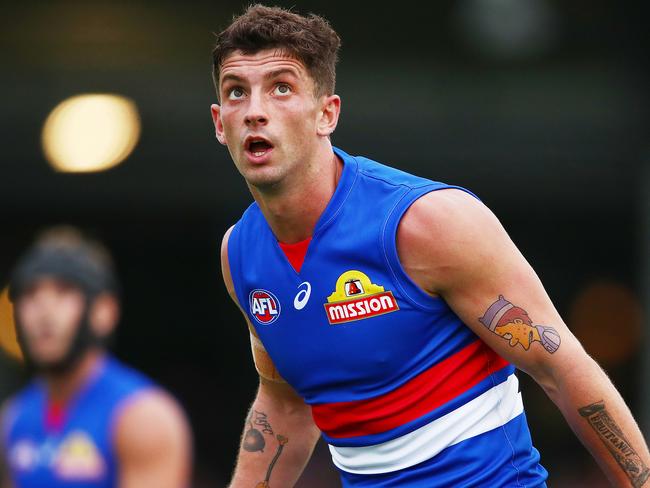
[249,289,281,325]
[324,270,399,325]
[9,431,105,480]
[55,431,106,480]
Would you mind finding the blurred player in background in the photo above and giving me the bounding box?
[212,4,650,488]
[0,227,192,488]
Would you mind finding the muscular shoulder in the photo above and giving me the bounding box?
[114,389,191,463]
[114,389,192,487]
[397,188,517,295]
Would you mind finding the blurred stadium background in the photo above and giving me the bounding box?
[0,0,648,486]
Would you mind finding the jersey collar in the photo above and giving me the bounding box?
[313,146,358,235]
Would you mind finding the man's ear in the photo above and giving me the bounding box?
[316,95,341,137]
[211,104,228,145]
[89,293,120,338]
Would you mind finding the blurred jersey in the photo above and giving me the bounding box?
[228,147,548,486]
[2,356,152,488]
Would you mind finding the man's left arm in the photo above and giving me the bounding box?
[115,390,192,488]
[0,403,13,488]
[398,189,650,487]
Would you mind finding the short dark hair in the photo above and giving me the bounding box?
[33,227,114,269]
[10,226,119,301]
[212,4,341,99]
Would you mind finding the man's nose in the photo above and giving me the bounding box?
[31,288,59,311]
[244,94,269,126]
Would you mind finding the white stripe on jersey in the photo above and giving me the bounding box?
[329,373,524,475]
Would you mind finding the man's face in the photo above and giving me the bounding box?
[212,49,325,190]
[15,278,85,368]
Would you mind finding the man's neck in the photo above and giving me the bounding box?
[251,146,343,244]
[44,349,105,405]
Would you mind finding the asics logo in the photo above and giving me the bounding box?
[294,282,312,310]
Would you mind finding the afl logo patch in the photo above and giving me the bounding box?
[249,289,281,325]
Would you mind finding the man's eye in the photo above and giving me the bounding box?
[228,88,245,100]
[274,84,291,96]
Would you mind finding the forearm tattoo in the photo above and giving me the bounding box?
[479,295,560,353]
[243,410,274,453]
[578,401,650,487]
[242,410,289,488]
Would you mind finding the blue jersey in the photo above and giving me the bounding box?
[2,356,153,488]
[228,147,548,487]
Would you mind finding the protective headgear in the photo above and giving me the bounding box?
[8,231,119,374]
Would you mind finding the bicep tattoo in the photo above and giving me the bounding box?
[579,401,650,487]
[479,295,560,353]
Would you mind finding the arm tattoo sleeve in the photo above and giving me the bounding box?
[579,401,650,487]
[241,410,290,487]
[243,410,274,453]
[255,435,289,488]
[479,295,560,353]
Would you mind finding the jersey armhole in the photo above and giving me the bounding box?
[249,331,286,383]
[226,221,249,317]
[381,184,481,311]
[228,221,283,381]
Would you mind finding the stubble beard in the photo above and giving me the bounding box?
[239,153,294,195]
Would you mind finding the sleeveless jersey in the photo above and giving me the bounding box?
[2,356,153,488]
[228,147,548,487]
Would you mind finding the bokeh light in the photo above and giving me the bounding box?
[455,0,558,59]
[568,281,642,366]
[41,93,141,173]
[0,286,23,361]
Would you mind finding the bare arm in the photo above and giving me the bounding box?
[115,390,192,488]
[398,189,650,487]
[0,403,14,488]
[0,457,10,488]
[222,227,321,487]
[229,379,321,488]
[0,443,9,488]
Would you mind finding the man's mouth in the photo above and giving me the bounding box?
[245,137,274,157]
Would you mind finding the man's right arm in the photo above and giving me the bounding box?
[221,227,321,487]
[229,379,321,488]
